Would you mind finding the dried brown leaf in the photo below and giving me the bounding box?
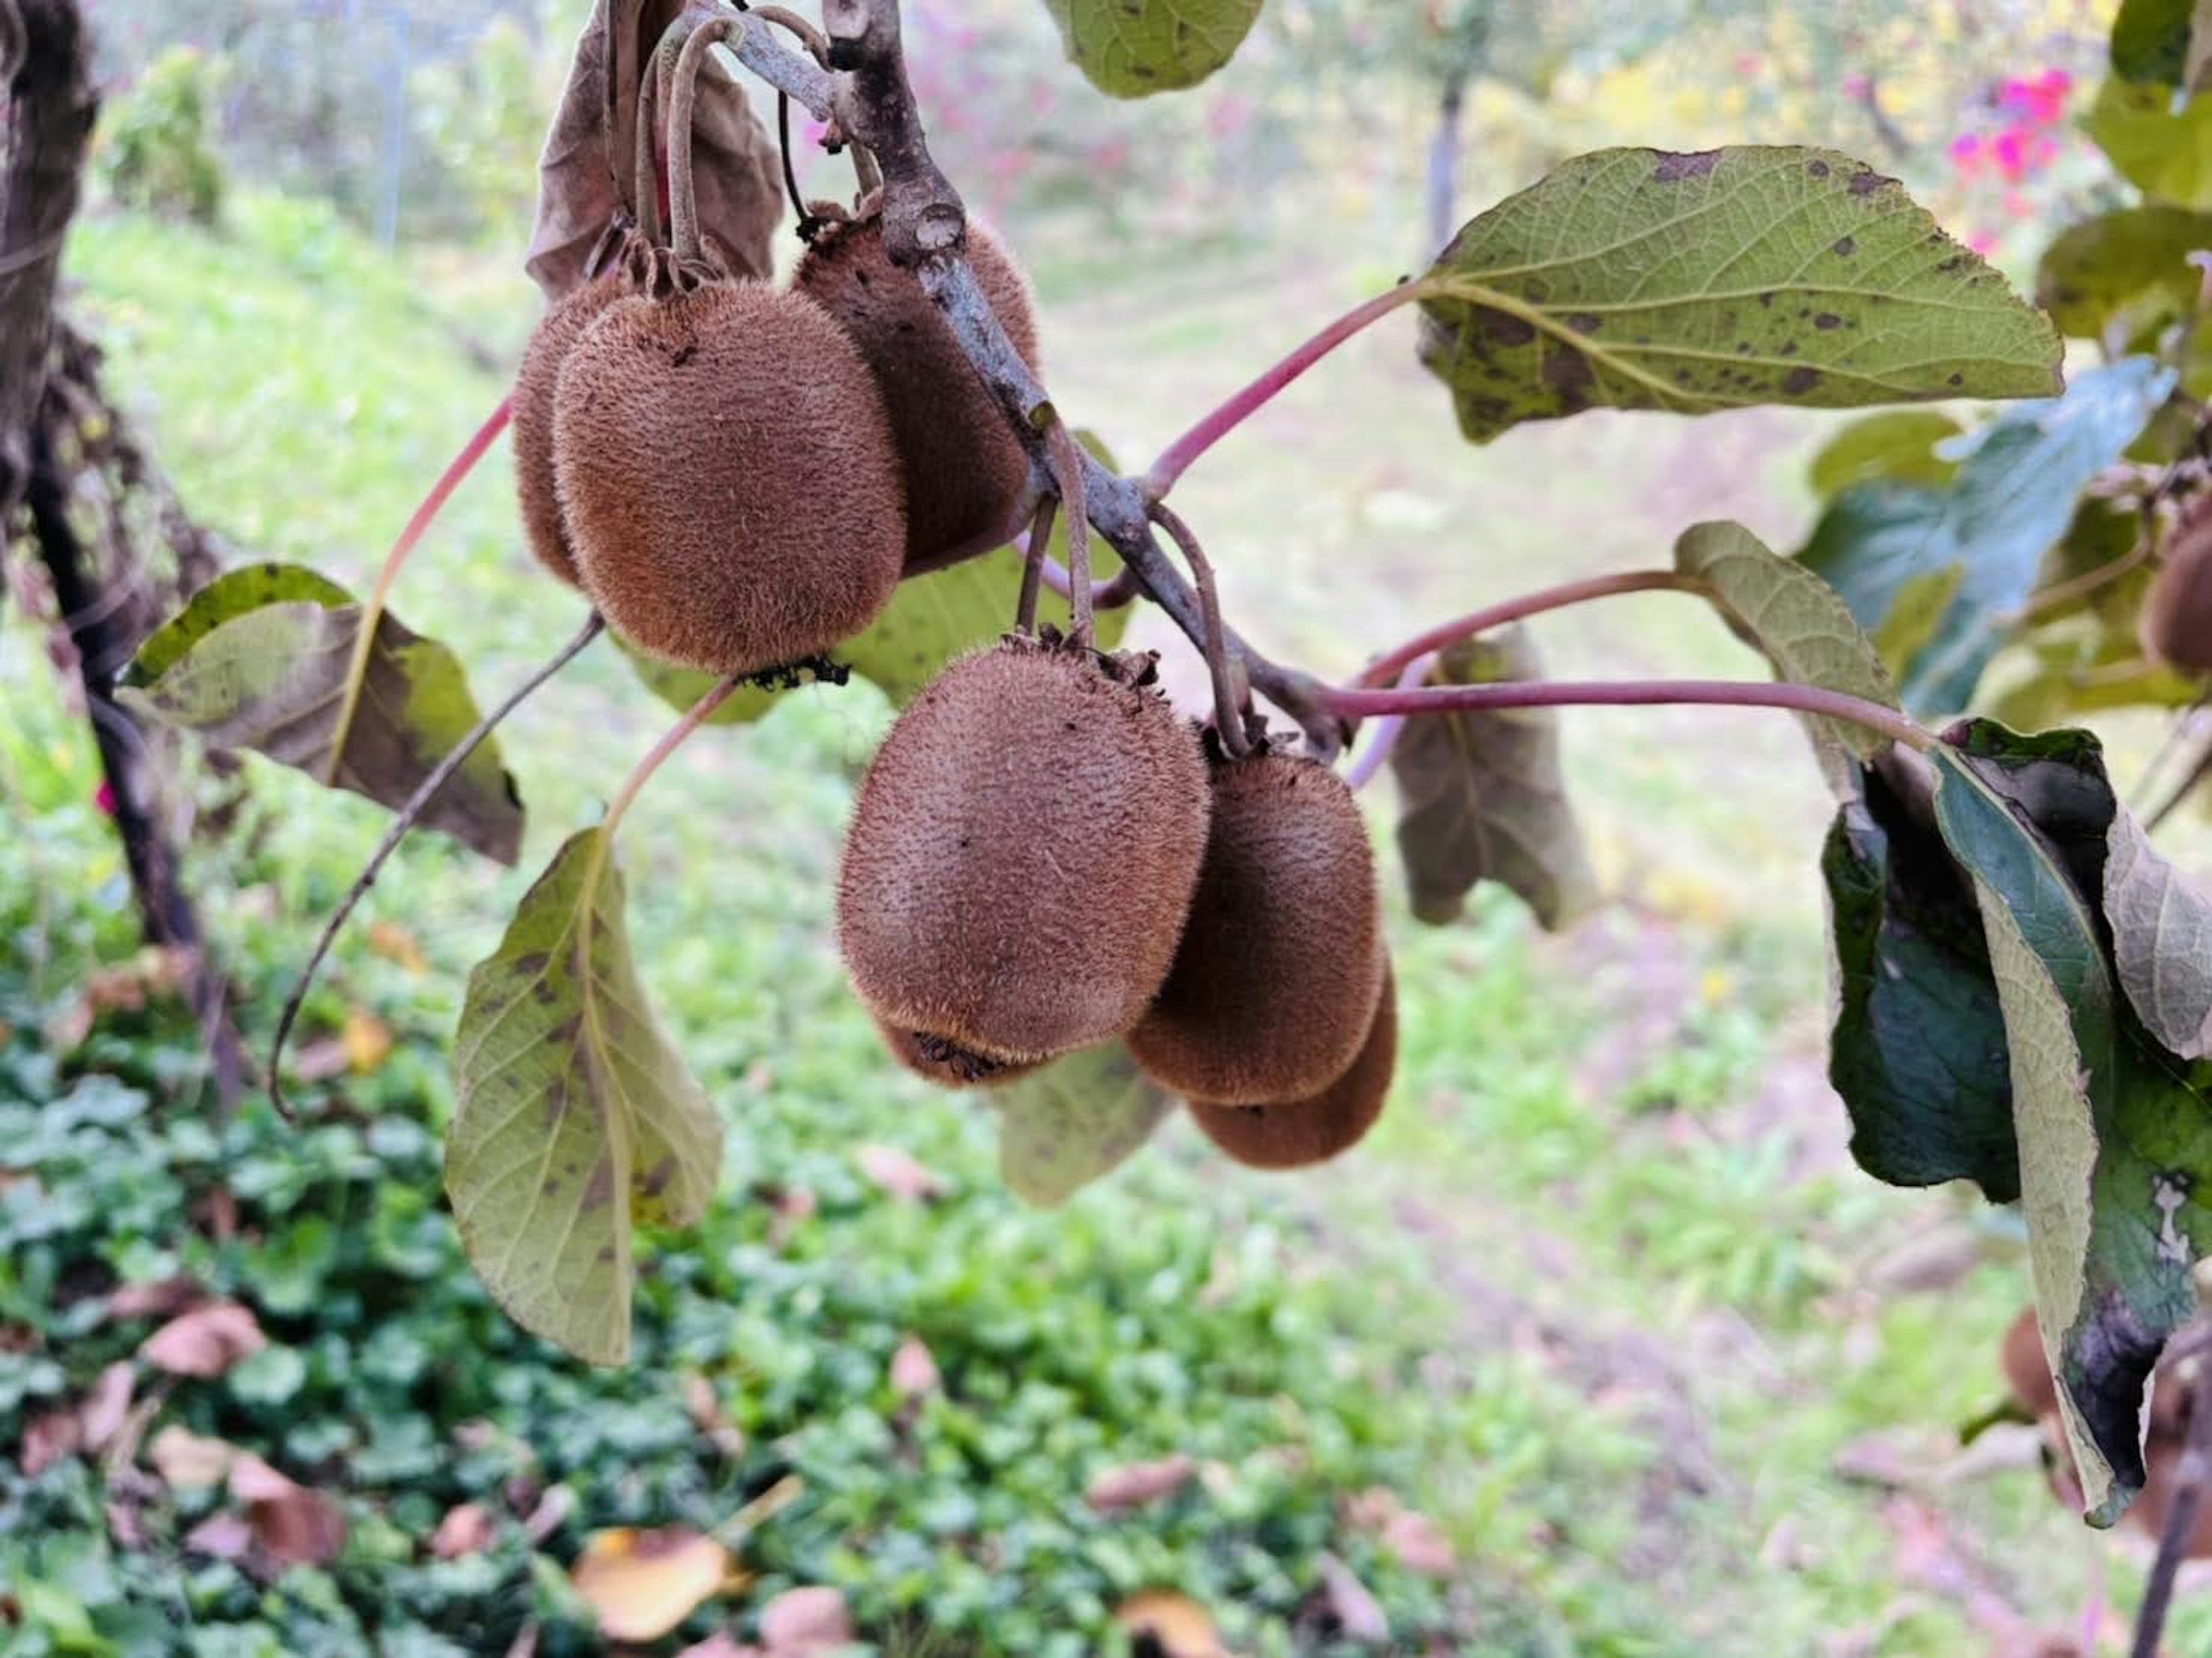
[433,1501,498,1560]
[1086,1453,1195,1514]
[149,1425,237,1489]
[78,1361,135,1455]
[570,1524,734,1643]
[21,1407,79,1476]
[757,1585,854,1655]
[855,1143,945,1204]
[140,1300,264,1378]
[1114,1590,1227,1658]
[1313,1553,1388,1642]
[889,1334,938,1400]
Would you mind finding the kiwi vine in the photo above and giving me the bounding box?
[98,0,2212,1642]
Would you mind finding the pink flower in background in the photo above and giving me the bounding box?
[1840,73,1870,100]
[1208,93,1253,142]
[2000,68,2073,126]
[1992,127,2028,181]
[1949,133,1984,179]
[1968,230,1999,256]
[94,780,116,817]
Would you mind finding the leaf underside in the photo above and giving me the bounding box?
[996,1044,1176,1208]
[1039,0,1264,98]
[1418,145,2063,445]
[448,829,723,1365]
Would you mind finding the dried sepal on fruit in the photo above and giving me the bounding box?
[1128,747,1384,1104]
[838,633,1211,1076]
[797,207,1043,568]
[2142,502,2212,675]
[1188,965,1397,1171]
[873,1016,1045,1090]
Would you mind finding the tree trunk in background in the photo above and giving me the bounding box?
[2,0,247,1105]
[1426,75,1465,256]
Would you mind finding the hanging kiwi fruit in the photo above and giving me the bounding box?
[1127,748,1385,1104]
[837,633,1211,1077]
[796,204,1043,568]
[546,16,907,673]
[1188,965,1397,1170]
[2142,500,2212,676]
[513,274,625,587]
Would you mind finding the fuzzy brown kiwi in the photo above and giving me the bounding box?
[1127,750,1384,1104]
[2142,506,2212,674]
[1999,1306,2058,1420]
[512,275,625,587]
[794,213,1042,568]
[873,1016,1045,1089]
[837,633,1210,1068]
[1188,965,1396,1171]
[552,279,907,673]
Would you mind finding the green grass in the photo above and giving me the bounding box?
[1,191,2188,1653]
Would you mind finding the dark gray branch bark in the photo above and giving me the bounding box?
[730,0,1344,756]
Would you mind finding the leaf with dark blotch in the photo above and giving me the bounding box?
[2104,807,2212,1059]
[843,433,1128,707]
[119,563,522,864]
[1388,627,1597,931]
[448,828,722,1364]
[2111,0,2198,85]
[1823,756,2017,1201]
[2037,206,2212,340]
[525,0,781,299]
[1418,146,2062,445]
[1797,357,2173,717]
[1675,520,1901,794]
[1807,410,1963,500]
[1039,0,1264,98]
[1929,719,2212,1526]
[995,1042,1173,1208]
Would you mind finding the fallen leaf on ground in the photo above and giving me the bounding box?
[290,1035,351,1083]
[1312,1554,1388,1641]
[148,1425,237,1488]
[571,1526,736,1643]
[78,1362,135,1454]
[104,1276,202,1325]
[675,1637,756,1658]
[1088,1454,1195,1514]
[682,1372,745,1458]
[367,919,429,973]
[343,1007,393,1074]
[1381,1509,1455,1577]
[433,1501,497,1560]
[141,1300,264,1378]
[855,1143,944,1203]
[21,1408,79,1476]
[757,1585,853,1654]
[1115,1589,1227,1658]
[230,1453,347,1566]
[184,1511,253,1560]
[889,1335,938,1399]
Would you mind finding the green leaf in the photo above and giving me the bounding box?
[119,562,522,864]
[842,434,1128,707]
[995,1043,1175,1207]
[1039,0,1264,97]
[1387,626,1598,931]
[1807,411,1963,500]
[447,828,723,1365]
[2036,205,2212,339]
[1796,357,2173,716]
[1930,720,2212,1526]
[2112,0,2198,85]
[1823,753,2017,1200]
[1869,567,1965,685]
[2104,807,2212,1058]
[1674,520,1902,791]
[1987,627,2203,731]
[1416,146,2062,445]
[2083,77,2212,210]
[615,634,783,726]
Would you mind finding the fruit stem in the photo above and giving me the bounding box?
[1340,655,1434,791]
[602,667,745,841]
[635,13,695,249]
[1149,499,1249,755]
[1036,559,1141,610]
[1017,493,1055,633]
[327,395,514,787]
[1044,418,1093,643]
[669,16,743,263]
[2131,1334,2212,1658]
[1360,570,1702,686]
[1322,676,1934,752]
[271,610,607,1120]
[1145,279,1435,498]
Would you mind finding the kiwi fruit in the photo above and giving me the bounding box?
[795,213,1041,567]
[2142,507,2212,675]
[1127,750,1384,1104]
[838,633,1210,1072]
[873,1016,1044,1089]
[552,279,907,673]
[1998,1306,2058,1420]
[1188,965,1397,1171]
[512,275,625,587]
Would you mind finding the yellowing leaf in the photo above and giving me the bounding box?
[366,920,429,974]
[1115,1589,1228,1658]
[343,1008,393,1076]
[1040,0,1263,98]
[995,1041,1173,1208]
[570,1526,734,1644]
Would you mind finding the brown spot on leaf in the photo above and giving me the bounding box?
[509,953,550,982]
[1814,312,1843,331]
[1758,291,1776,308]
[639,1157,677,1200]
[1472,305,1536,347]
[1544,345,1595,402]
[1567,312,1601,335]
[1948,373,1965,388]
[1653,149,1722,181]
[1782,366,1821,395]
[1850,169,1897,196]
[582,1155,616,1210]
[1808,159,1831,177]
[1833,236,1856,256]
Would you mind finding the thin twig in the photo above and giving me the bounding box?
[1342,655,1434,791]
[669,16,743,263]
[1017,493,1055,634]
[2137,689,2211,814]
[743,2,830,61]
[1361,570,1702,686]
[1149,499,1248,754]
[268,613,607,1119]
[1044,420,1092,643]
[2149,739,2212,833]
[2134,1347,2212,1658]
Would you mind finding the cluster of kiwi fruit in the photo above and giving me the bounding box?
[509,34,1042,678]
[2142,498,2212,678]
[836,632,1397,1171]
[1998,1307,2212,1553]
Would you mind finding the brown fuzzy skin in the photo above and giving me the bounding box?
[873,1016,1044,1089]
[1999,1307,2058,1419]
[552,282,907,673]
[1127,751,1384,1104]
[837,635,1210,1065]
[1188,967,1397,1171]
[2142,513,2212,674]
[512,276,624,587]
[795,215,1041,567]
